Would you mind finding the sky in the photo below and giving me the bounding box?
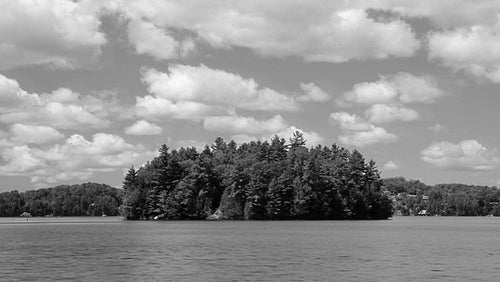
[1,0,500,191]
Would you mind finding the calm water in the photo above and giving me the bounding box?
[1,217,499,281]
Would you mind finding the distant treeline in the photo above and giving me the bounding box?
[122,133,393,220]
[383,177,500,216]
[0,183,122,217]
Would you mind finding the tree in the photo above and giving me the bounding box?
[289,131,306,148]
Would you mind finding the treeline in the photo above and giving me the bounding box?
[383,177,500,216]
[122,133,393,220]
[0,183,122,217]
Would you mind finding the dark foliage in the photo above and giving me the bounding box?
[122,133,393,220]
[0,183,122,217]
[383,177,500,216]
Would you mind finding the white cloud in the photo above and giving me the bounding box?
[135,95,225,122]
[118,1,419,63]
[0,0,106,70]
[204,114,288,135]
[0,133,155,185]
[344,72,444,105]
[383,161,399,171]
[0,102,109,129]
[428,20,500,83]
[41,88,80,103]
[125,120,163,136]
[127,18,194,61]
[365,104,419,124]
[428,123,445,133]
[391,73,444,104]
[141,65,299,112]
[330,112,398,147]
[338,126,398,147]
[0,75,126,129]
[344,80,397,104]
[0,145,45,173]
[298,82,330,102]
[9,124,64,144]
[330,112,372,131]
[0,74,42,109]
[421,140,499,171]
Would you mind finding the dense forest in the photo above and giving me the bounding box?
[383,177,500,216]
[122,132,393,220]
[0,183,122,217]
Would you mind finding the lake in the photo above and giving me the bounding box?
[1,217,499,281]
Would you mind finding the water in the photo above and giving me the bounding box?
[1,217,499,281]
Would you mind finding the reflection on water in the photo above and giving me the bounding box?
[1,217,499,281]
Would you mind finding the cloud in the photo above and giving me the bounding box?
[298,82,330,102]
[204,114,288,135]
[0,74,126,129]
[141,65,299,112]
[428,20,500,83]
[0,0,106,70]
[125,120,163,136]
[343,79,398,105]
[421,140,499,171]
[0,145,45,173]
[365,104,419,124]
[118,1,419,63]
[330,112,372,131]
[344,72,444,105]
[338,126,398,147]
[330,112,398,147]
[383,161,399,171]
[135,95,225,122]
[9,124,64,145]
[391,73,444,104]
[360,0,500,28]
[0,133,155,185]
[428,123,445,133]
[127,18,194,60]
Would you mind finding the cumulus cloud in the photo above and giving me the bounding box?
[344,80,397,105]
[125,120,163,136]
[365,104,419,124]
[391,73,444,104]
[127,18,194,61]
[204,114,288,135]
[136,64,299,122]
[0,74,126,129]
[338,126,398,147]
[0,133,155,185]
[421,140,499,171]
[330,112,398,147]
[141,65,299,112]
[117,1,419,63]
[298,82,330,102]
[383,161,399,171]
[344,72,444,105]
[9,124,64,144]
[428,20,500,83]
[135,95,225,122]
[0,0,106,70]
[330,112,372,131]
